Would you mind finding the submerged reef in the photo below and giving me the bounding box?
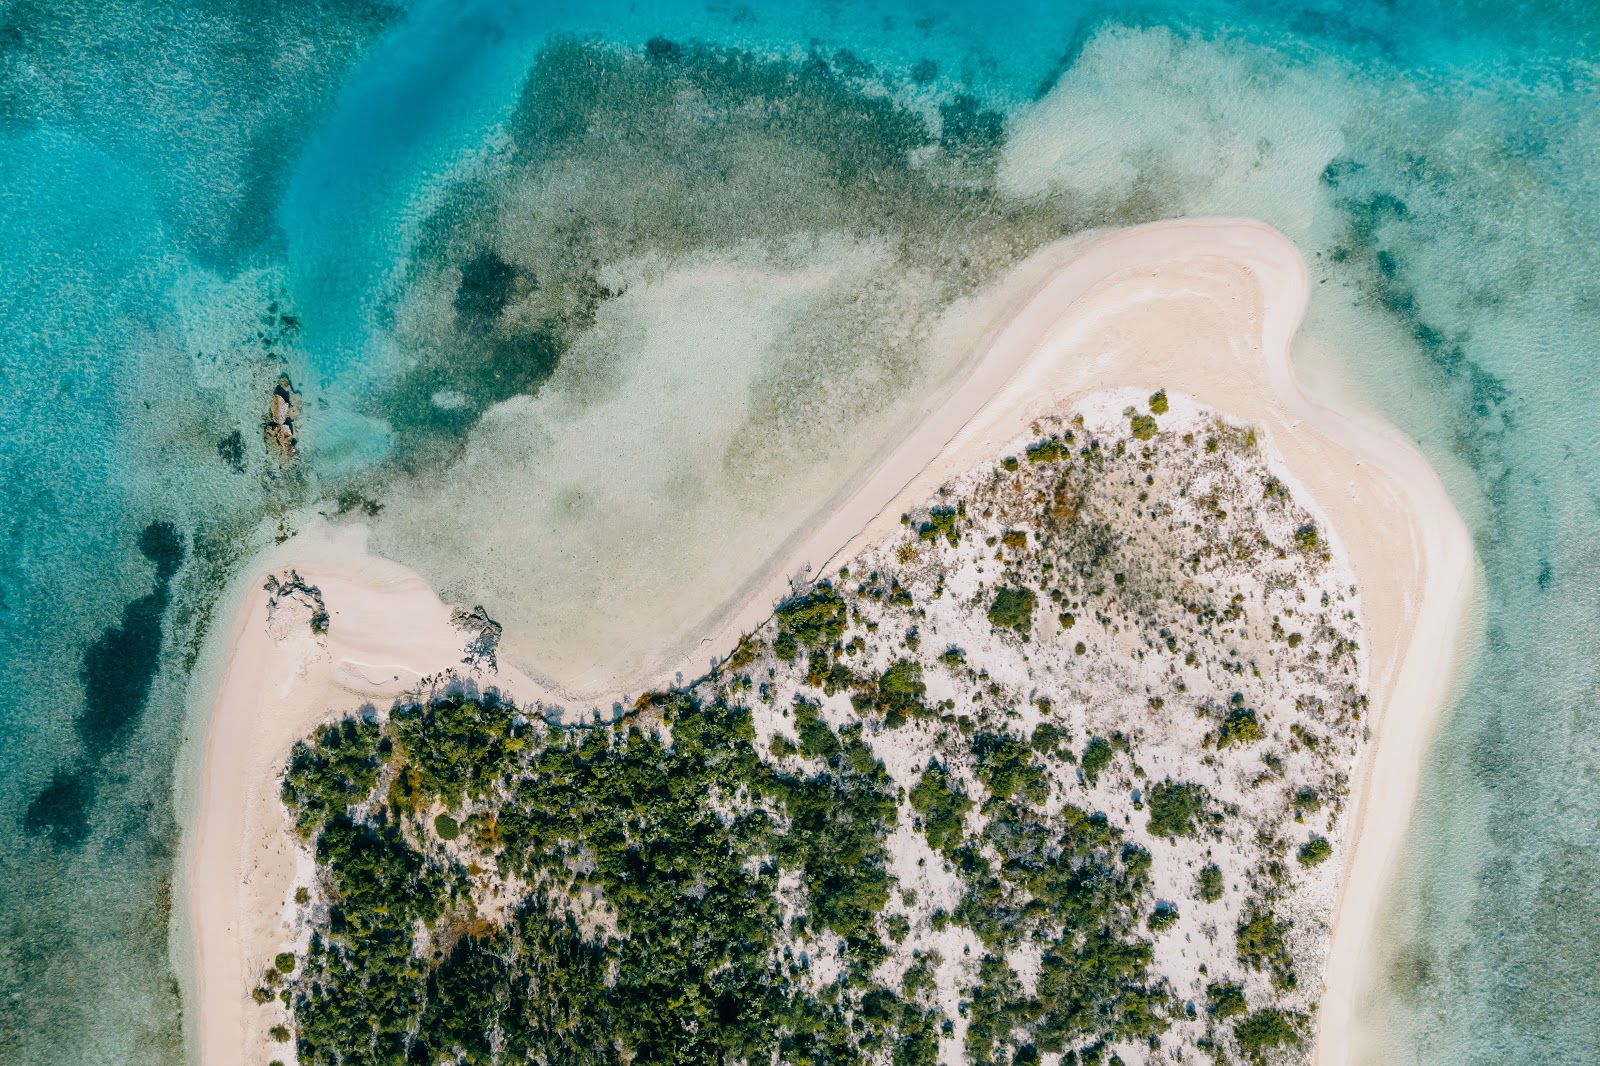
[267,393,1364,1065]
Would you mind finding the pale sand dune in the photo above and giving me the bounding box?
[178,218,1475,1065]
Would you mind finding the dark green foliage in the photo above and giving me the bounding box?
[1145,779,1214,839]
[1130,413,1157,441]
[775,581,847,654]
[1217,706,1264,747]
[1206,980,1247,1019]
[280,715,386,838]
[1081,736,1114,785]
[1030,722,1066,757]
[287,690,931,1064]
[274,952,296,974]
[972,732,1049,805]
[433,813,459,840]
[793,698,841,760]
[1297,837,1333,866]
[1236,905,1297,991]
[1026,438,1065,463]
[1198,863,1225,902]
[987,585,1036,635]
[852,659,929,726]
[909,760,972,858]
[1293,524,1320,552]
[1234,1008,1303,1064]
[1147,902,1179,931]
[918,506,961,546]
[389,693,525,807]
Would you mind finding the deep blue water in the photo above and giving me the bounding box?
[3,1,1599,1062]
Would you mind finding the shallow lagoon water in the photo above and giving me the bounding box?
[2,1,1598,1062]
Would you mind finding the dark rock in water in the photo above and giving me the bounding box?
[77,521,185,758]
[454,250,522,333]
[216,429,245,473]
[451,605,502,669]
[24,768,94,846]
[645,36,682,62]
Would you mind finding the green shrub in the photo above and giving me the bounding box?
[1217,706,1263,747]
[1001,530,1026,549]
[1205,980,1247,1019]
[1130,413,1157,440]
[1145,780,1212,839]
[273,952,296,974]
[987,585,1036,635]
[390,693,526,807]
[1297,837,1333,866]
[1148,390,1169,415]
[1025,438,1063,463]
[433,813,460,840]
[939,646,966,668]
[1293,524,1320,552]
[1080,736,1113,785]
[972,732,1049,805]
[775,581,847,652]
[280,715,386,838]
[1198,864,1224,902]
[1234,1009,1303,1064]
[267,1025,290,1042]
[1236,906,1296,990]
[1147,903,1178,932]
[793,699,840,760]
[909,760,973,858]
[918,506,961,545]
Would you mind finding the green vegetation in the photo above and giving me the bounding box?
[1198,863,1225,902]
[280,716,386,839]
[972,731,1049,805]
[793,697,841,760]
[1234,1008,1303,1064]
[282,692,936,1066]
[851,659,929,727]
[274,953,297,974]
[908,760,972,859]
[1026,437,1065,463]
[1148,390,1169,415]
[987,585,1036,635]
[1217,696,1265,747]
[1205,980,1247,1019]
[1147,902,1179,932]
[1293,524,1321,552]
[1081,736,1114,785]
[1130,413,1158,441]
[918,506,961,546]
[1145,780,1214,839]
[1297,837,1333,866]
[775,581,847,657]
[1236,905,1297,991]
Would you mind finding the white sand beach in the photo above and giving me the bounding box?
[178,218,1475,1065]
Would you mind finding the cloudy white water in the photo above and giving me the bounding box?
[2,1,1598,1061]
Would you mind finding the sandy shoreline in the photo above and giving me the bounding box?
[178,218,1475,1065]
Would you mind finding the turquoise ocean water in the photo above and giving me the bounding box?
[2,1,1597,1062]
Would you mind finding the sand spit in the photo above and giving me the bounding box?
[179,219,1474,1065]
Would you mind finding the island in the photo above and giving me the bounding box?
[181,221,1475,1066]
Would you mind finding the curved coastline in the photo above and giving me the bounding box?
[178,218,1475,1065]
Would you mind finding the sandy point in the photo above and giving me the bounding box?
[176,218,1476,1066]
